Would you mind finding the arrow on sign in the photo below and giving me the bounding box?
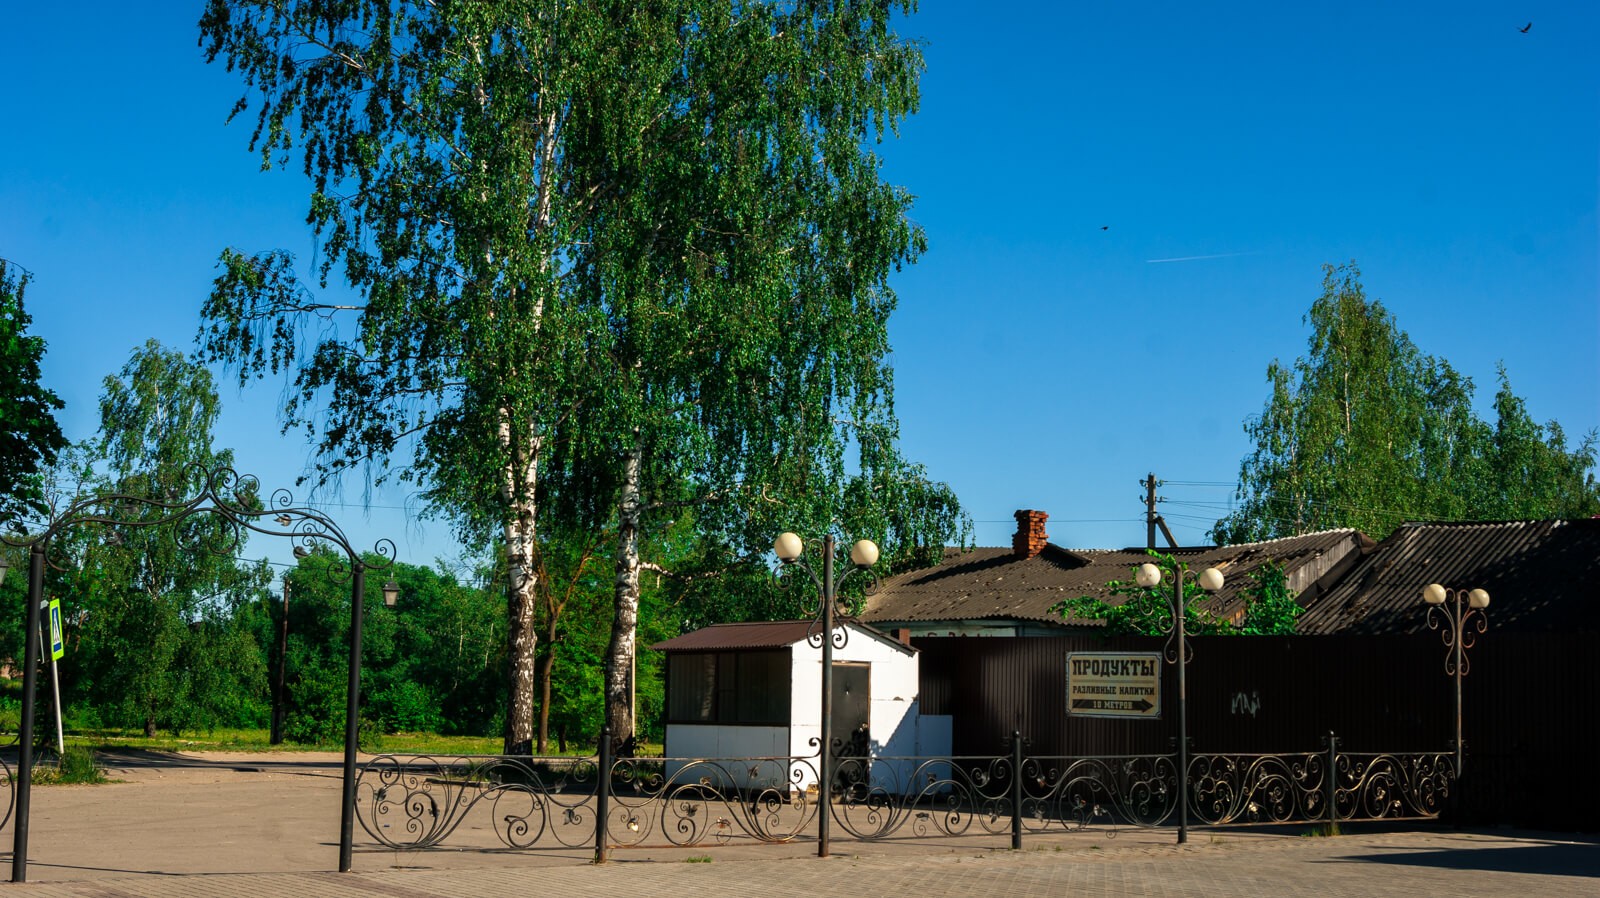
[1071,698,1153,713]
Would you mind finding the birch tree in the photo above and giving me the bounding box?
[541,1,939,752]
[198,0,945,753]
[1215,263,1599,543]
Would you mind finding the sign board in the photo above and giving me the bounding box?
[48,599,64,661]
[1066,652,1161,719]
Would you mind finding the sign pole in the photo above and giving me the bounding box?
[41,600,65,759]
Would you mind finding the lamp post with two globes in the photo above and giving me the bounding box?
[773,530,878,859]
[1133,558,1224,845]
[1422,583,1489,775]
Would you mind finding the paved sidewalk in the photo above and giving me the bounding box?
[0,751,1592,896]
[3,830,1597,897]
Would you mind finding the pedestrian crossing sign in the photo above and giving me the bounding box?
[48,599,63,661]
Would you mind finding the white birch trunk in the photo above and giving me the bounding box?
[604,441,643,755]
[501,418,541,755]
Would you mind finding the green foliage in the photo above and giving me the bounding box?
[1051,554,1300,637]
[367,562,507,736]
[197,1,961,751]
[62,342,272,736]
[1216,263,1599,543]
[0,337,520,744]
[270,550,508,744]
[0,259,68,529]
[1051,552,1234,637]
[1235,562,1300,636]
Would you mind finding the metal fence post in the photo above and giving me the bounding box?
[1010,730,1023,850]
[338,563,366,873]
[595,726,612,863]
[1324,731,1338,826]
[12,546,45,883]
[818,536,835,859]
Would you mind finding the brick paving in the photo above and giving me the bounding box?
[6,830,1599,897]
[0,751,1593,896]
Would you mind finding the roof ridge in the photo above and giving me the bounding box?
[1395,518,1584,528]
[1218,528,1361,549]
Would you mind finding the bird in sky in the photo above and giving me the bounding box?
[1519,22,1532,33]
[1100,225,1109,231]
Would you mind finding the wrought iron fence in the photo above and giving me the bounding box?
[354,733,1456,856]
[0,757,12,831]
[357,754,599,850]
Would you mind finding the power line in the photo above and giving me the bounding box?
[973,517,1144,524]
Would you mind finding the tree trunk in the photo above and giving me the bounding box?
[603,443,642,756]
[505,575,538,756]
[502,429,541,756]
[536,620,557,754]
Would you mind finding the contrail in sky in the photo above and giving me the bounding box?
[1145,251,1259,264]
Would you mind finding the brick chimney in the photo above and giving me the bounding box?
[1012,509,1049,558]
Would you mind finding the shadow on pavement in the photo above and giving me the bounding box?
[91,748,343,774]
[1335,842,1600,878]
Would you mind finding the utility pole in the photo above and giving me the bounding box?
[1144,473,1158,549]
[1141,473,1180,549]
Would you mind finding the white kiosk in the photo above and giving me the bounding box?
[653,619,951,794]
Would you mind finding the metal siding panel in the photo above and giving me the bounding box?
[914,630,1595,830]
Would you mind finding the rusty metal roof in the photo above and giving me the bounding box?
[858,530,1369,628]
[651,619,915,654]
[1295,519,1600,635]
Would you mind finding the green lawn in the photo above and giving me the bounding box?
[50,728,627,756]
[60,728,510,755]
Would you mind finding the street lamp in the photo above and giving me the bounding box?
[1134,558,1224,845]
[271,576,291,746]
[773,531,878,859]
[1422,583,1489,775]
[382,579,400,608]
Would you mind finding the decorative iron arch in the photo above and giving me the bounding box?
[0,465,395,881]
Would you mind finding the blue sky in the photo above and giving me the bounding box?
[2,2,1596,568]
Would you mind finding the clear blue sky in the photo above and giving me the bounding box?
[2,2,1595,569]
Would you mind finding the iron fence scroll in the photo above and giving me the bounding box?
[354,736,1457,855]
[605,754,823,847]
[357,754,599,850]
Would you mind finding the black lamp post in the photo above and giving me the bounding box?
[772,530,878,859]
[1133,557,1224,845]
[271,575,290,746]
[1422,583,1489,775]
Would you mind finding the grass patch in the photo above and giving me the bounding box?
[1301,822,1342,838]
[684,855,713,863]
[5,727,657,759]
[31,746,108,785]
[63,728,511,756]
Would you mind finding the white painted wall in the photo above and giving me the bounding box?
[787,623,922,793]
[663,724,790,790]
[660,622,932,794]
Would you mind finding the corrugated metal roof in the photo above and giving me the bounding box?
[651,619,915,654]
[1295,519,1600,635]
[859,530,1367,628]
